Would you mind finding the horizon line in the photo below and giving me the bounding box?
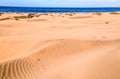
[0,5,119,8]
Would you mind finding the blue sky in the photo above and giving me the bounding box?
[0,0,120,7]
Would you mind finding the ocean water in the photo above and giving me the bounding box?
[0,6,120,13]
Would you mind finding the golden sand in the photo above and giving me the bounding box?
[0,12,120,79]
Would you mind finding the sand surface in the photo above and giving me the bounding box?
[0,12,120,79]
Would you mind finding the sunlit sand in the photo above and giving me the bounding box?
[0,12,120,79]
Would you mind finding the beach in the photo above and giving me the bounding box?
[0,12,120,79]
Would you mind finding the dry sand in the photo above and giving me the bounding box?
[0,12,120,79]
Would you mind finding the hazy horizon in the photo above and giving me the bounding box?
[0,0,120,7]
[0,6,119,8]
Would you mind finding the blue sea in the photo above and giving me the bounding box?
[0,6,120,13]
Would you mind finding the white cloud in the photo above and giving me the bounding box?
[55,0,118,2]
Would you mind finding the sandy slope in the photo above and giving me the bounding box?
[0,13,120,79]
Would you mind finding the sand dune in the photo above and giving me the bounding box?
[0,13,120,79]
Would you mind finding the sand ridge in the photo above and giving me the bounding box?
[0,12,120,79]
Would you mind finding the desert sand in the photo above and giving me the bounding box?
[0,12,120,79]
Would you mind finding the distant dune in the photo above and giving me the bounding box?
[0,13,120,79]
